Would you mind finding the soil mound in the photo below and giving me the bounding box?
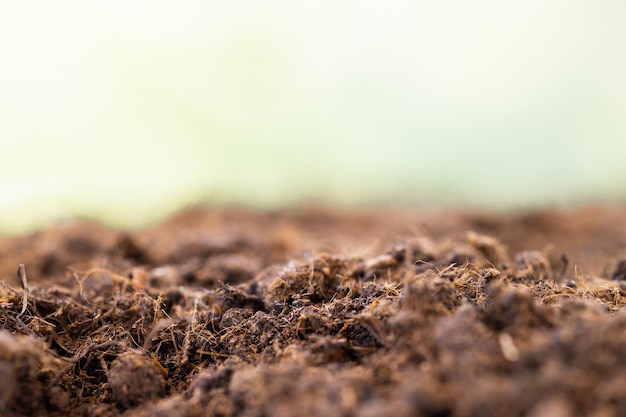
[1,205,626,416]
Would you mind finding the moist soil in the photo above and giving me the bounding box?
[2,205,626,417]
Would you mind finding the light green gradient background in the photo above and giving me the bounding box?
[1,1,625,233]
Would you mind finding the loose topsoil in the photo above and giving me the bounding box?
[2,205,626,417]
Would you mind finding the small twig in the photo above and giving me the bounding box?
[143,317,177,351]
[16,264,29,318]
[63,340,121,364]
[181,297,198,365]
[559,253,569,280]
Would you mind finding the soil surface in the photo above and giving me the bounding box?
[2,204,626,417]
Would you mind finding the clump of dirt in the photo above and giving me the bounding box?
[2,204,626,416]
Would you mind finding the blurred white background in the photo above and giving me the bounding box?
[1,1,625,233]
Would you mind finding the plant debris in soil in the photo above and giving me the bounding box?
[2,205,626,417]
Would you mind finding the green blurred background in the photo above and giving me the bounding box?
[1,1,625,234]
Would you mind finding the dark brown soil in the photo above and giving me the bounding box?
[2,204,626,417]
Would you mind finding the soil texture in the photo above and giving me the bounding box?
[2,205,626,417]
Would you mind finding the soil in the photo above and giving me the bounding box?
[2,204,626,417]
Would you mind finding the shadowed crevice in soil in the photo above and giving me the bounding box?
[1,205,626,416]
